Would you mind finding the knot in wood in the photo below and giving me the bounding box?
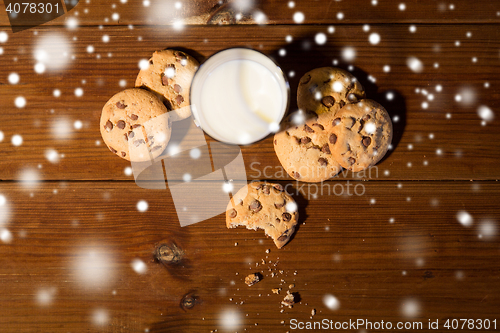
[155,243,184,265]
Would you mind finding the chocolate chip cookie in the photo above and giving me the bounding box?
[100,88,172,162]
[297,67,365,115]
[328,99,393,172]
[273,111,342,183]
[226,182,299,249]
[135,49,199,122]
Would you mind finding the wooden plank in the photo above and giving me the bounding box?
[0,181,498,332]
[0,25,499,181]
[1,0,500,27]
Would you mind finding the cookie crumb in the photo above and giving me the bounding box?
[265,249,270,253]
[272,288,281,294]
[281,290,295,307]
[234,242,238,246]
[289,283,295,289]
[245,273,261,286]
[281,320,285,324]
[311,309,316,316]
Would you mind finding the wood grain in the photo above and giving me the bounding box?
[0,181,498,332]
[1,0,499,331]
[1,0,500,27]
[0,25,498,181]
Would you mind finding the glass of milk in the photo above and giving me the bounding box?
[190,48,289,145]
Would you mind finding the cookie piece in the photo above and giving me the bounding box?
[282,290,295,307]
[297,67,365,115]
[135,49,199,122]
[226,182,299,249]
[245,273,261,286]
[100,88,172,162]
[273,111,342,183]
[328,99,393,172]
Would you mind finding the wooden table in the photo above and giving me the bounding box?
[0,0,499,332]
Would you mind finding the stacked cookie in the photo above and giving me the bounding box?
[100,49,199,161]
[274,67,393,182]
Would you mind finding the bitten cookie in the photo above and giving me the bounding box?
[328,99,393,172]
[135,49,199,121]
[273,111,342,183]
[297,67,365,115]
[100,88,172,162]
[226,182,299,249]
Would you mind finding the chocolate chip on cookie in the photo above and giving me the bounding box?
[226,182,299,249]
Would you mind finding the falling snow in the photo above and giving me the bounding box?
[0,32,8,43]
[51,118,73,140]
[124,167,133,176]
[368,33,381,45]
[73,248,115,289]
[478,220,497,240]
[92,309,109,326]
[323,294,340,310]
[315,33,327,45]
[457,211,473,227]
[138,59,149,70]
[286,201,298,212]
[477,106,494,122]
[219,308,241,331]
[11,134,23,146]
[131,259,147,274]
[36,287,57,306]
[45,149,60,163]
[8,73,19,84]
[137,200,148,212]
[19,168,41,188]
[401,299,420,318]
[293,12,304,23]
[66,17,78,29]
[15,96,26,108]
[33,33,72,72]
[1,228,13,243]
[342,47,356,61]
[407,57,423,73]
[222,181,234,193]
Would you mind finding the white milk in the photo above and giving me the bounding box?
[190,49,288,145]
